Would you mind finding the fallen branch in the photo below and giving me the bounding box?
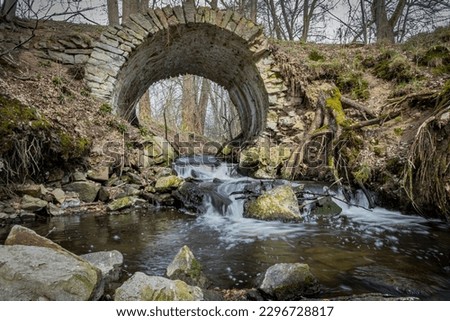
[341,96,377,119]
[345,110,401,130]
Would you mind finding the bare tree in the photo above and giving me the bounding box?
[371,0,405,44]
[123,0,140,21]
[1,0,17,21]
[107,0,119,25]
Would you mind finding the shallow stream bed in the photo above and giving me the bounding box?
[1,156,450,299]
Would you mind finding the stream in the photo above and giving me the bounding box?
[2,155,450,299]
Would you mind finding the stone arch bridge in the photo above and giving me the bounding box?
[85,2,291,143]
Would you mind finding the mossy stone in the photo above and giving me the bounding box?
[244,185,301,221]
[154,175,184,192]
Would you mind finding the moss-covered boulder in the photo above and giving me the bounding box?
[154,175,183,193]
[239,146,291,179]
[166,245,211,288]
[106,196,137,212]
[114,273,203,301]
[244,185,301,221]
[259,263,320,300]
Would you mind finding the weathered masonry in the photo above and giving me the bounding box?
[85,3,290,142]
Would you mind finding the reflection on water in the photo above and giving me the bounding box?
[1,156,449,299]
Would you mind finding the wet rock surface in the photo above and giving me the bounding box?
[166,245,211,289]
[258,263,320,300]
[0,245,103,301]
[114,273,204,301]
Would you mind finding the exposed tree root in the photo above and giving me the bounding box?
[402,102,450,217]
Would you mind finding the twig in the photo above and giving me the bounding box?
[346,110,401,130]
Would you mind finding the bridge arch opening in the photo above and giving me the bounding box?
[86,3,269,141]
[104,14,269,142]
[145,75,241,142]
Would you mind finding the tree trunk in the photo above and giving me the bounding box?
[140,0,150,11]
[1,0,17,21]
[195,78,210,135]
[267,0,283,40]
[107,0,120,25]
[371,0,395,44]
[249,0,258,22]
[301,0,318,42]
[138,91,152,126]
[360,0,368,44]
[181,75,196,133]
[123,0,140,21]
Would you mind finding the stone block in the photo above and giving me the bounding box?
[154,8,169,29]
[129,13,155,33]
[123,20,147,40]
[99,34,119,47]
[58,39,77,49]
[95,42,125,56]
[172,6,185,24]
[146,9,163,29]
[220,10,233,28]
[74,54,89,64]
[183,1,196,23]
[48,51,75,64]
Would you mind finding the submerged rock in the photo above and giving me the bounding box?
[244,185,301,221]
[259,263,320,300]
[310,196,342,216]
[0,245,102,301]
[114,273,203,301]
[353,266,439,298]
[166,245,211,288]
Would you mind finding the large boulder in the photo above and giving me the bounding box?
[0,245,102,300]
[166,245,211,288]
[259,263,320,300]
[5,225,67,252]
[244,185,301,221]
[4,225,104,300]
[81,250,123,290]
[63,181,100,202]
[115,273,203,301]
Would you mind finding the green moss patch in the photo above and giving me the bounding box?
[337,72,370,100]
[373,51,419,84]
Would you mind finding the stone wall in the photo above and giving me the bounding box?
[84,3,275,142]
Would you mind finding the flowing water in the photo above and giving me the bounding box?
[1,155,450,299]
